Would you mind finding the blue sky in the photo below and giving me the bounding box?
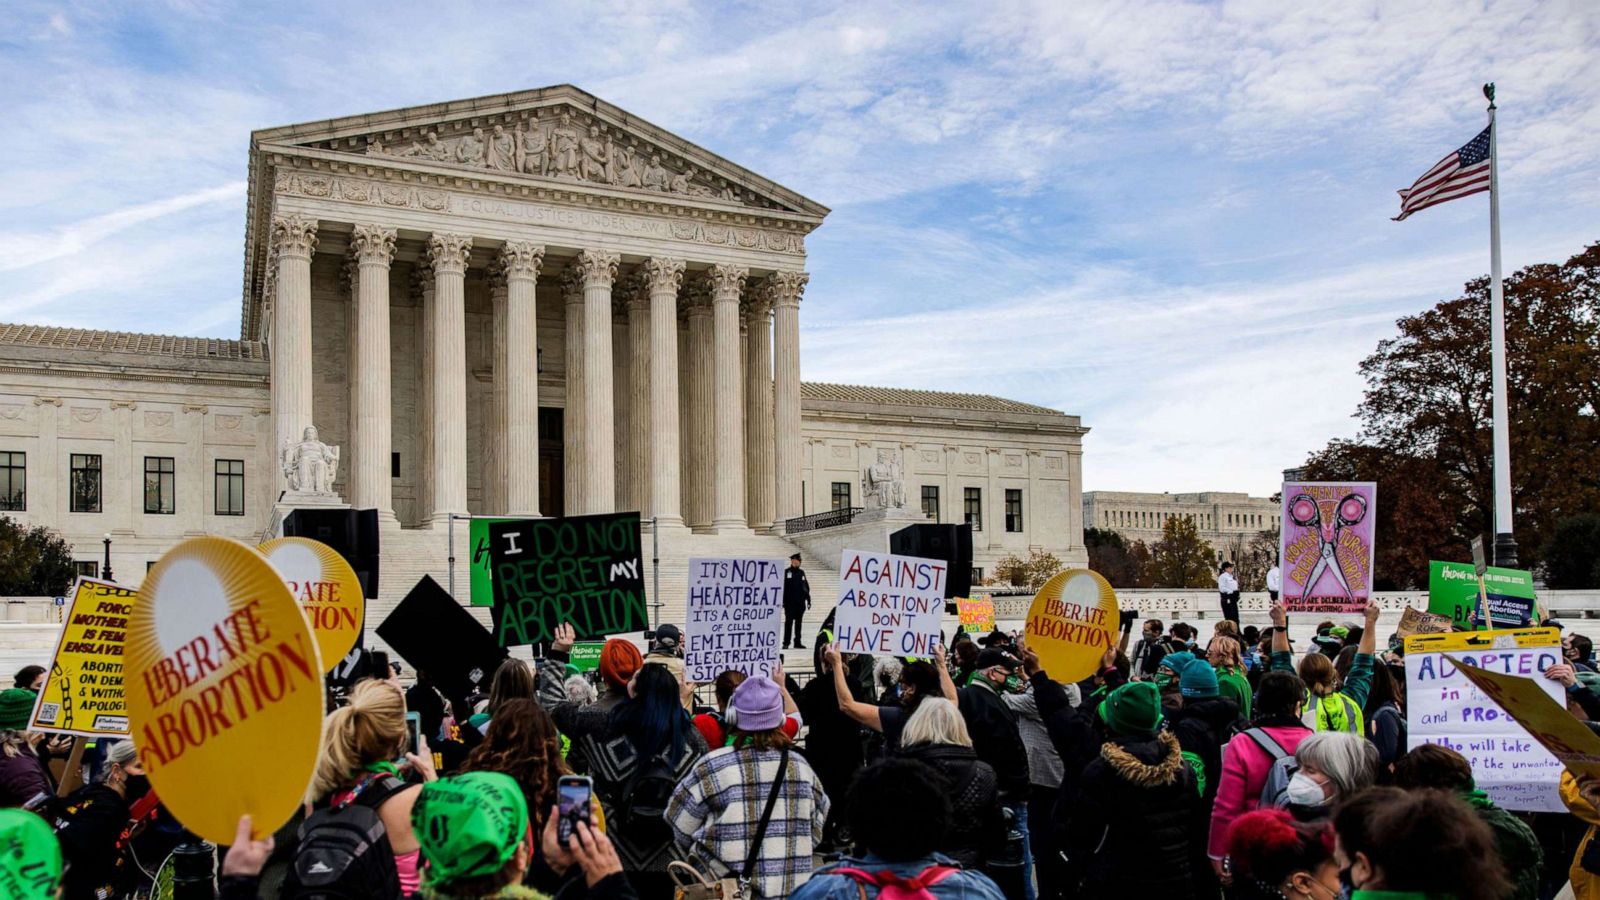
[2,1,1596,497]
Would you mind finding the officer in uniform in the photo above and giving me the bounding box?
[783,552,811,649]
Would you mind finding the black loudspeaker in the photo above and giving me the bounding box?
[890,523,973,599]
[282,508,381,600]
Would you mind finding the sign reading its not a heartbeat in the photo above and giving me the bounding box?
[488,513,648,647]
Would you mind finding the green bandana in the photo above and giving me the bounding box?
[0,808,62,900]
[412,772,530,886]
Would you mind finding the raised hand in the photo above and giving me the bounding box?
[552,622,577,653]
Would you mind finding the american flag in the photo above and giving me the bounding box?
[1393,125,1492,221]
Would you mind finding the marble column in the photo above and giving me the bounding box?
[744,288,776,532]
[677,305,692,523]
[645,258,685,528]
[684,281,714,529]
[612,298,631,512]
[625,274,652,518]
[769,271,808,529]
[708,264,748,532]
[576,249,619,515]
[270,214,317,487]
[413,263,436,524]
[350,224,398,525]
[500,242,544,517]
[487,271,508,516]
[428,233,472,525]
[561,266,585,516]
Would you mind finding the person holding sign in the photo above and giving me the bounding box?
[1268,601,1379,734]
[55,739,149,899]
[0,691,51,807]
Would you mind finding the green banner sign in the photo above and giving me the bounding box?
[469,517,519,607]
[1427,560,1537,629]
[568,642,605,673]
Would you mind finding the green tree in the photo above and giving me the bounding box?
[0,516,77,596]
[1085,527,1149,588]
[993,549,1066,589]
[1300,241,1600,581]
[1148,515,1216,588]
[1543,514,1600,589]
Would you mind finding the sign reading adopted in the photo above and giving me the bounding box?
[488,513,648,647]
[259,537,364,673]
[1404,628,1565,811]
[685,557,783,682]
[130,537,324,843]
[1279,481,1376,614]
[1025,569,1119,684]
[28,577,134,736]
[1449,654,1600,782]
[834,550,947,658]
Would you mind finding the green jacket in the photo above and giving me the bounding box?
[1216,668,1251,720]
[1462,787,1542,900]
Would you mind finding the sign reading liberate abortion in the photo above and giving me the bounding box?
[1280,481,1376,614]
[834,550,947,658]
[28,578,135,736]
[488,513,648,647]
[129,537,324,843]
[685,557,784,682]
[1025,570,1120,685]
[258,537,365,673]
[1404,628,1565,811]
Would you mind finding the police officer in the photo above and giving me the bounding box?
[783,552,811,649]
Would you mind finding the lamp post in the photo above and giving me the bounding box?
[102,533,113,583]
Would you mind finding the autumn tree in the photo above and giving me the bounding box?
[1299,241,1600,583]
[1222,528,1281,591]
[1148,515,1216,588]
[993,549,1066,589]
[1085,527,1150,588]
[1543,514,1600,589]
[0,516,76,596]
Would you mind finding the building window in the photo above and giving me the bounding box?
[214,459,245,516]
[964,487,983,531]
[971,567,984,585]
[144,457,175,514]
[392,452,401,479]
[1005,489,1023,532]
[0,452,23,511]
[70,454,102,513]
[74,561,99,579]
[831,482,851,511]
[921,485,940,522]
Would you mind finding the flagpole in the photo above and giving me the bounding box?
[1484,82,1517,568]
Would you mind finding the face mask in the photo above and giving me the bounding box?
[1285,772,1329,807]
[1337,866,1356,900]
[1004,674,1026,694]
[1155,672,1176,688]
[123,773,153,805]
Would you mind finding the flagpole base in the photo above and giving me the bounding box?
[1493,532,1518,569]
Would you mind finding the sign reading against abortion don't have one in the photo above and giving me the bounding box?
[834,550,948,658]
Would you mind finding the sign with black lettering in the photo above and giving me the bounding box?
[488,513,648,647]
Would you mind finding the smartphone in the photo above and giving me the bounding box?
[557,775,594,847]
[1120,617,1135,636]
[399,711,421,761]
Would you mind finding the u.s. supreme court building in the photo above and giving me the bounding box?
[0,86,1087,631]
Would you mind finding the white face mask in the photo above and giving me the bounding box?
[1286,771,1330,807]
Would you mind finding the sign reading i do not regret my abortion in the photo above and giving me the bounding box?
[684,557,783,682]
[833,550,948,658]
[488,513,648,648]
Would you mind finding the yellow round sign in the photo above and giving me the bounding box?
[129,536,324,843]
[259,537,364,673]
[1024,569,1121,684]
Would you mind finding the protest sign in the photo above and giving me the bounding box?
[488,513,648,647]
[1279,481,1376,614]
[1395,605,1454,639]
[377,575,509,700]
[28,578,134,736]
[569,642,605,673]
[834,550,947,658]
[1428,561,1537,629]
[1404,627,1565,811]
[957,596,996,634]
[1448,654,1600,781]
[684,557,783,682]
[129,536,324,842]
[259,537,364,673]
[1025,570,1120,684]
[469,517,519,607]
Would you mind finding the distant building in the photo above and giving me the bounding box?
[1082,490,1280,559]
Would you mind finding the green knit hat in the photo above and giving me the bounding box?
[1098,681,1164,737]
[0,690,35,731]
[411,772,530,886]
[0,808,62,899]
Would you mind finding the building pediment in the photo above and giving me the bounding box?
[252,85,826,218]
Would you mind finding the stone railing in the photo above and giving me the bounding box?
[989,588,1600,624]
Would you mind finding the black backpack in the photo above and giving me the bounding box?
[284,774,406,899]
[608,747,680,844]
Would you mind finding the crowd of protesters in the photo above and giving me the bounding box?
[11,567,1600,900]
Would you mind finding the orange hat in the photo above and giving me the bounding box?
[599,639,643,689]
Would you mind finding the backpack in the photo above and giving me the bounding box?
[835,864,961,900]
[605,745,680,845]
[284,774,405,899]
[1242,728,1299,809]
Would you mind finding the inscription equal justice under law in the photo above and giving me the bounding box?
[452,196,673,238]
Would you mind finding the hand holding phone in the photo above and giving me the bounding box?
[557,775,594,847]
[399,711,421,762]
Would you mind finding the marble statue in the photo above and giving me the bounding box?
[517,124,548,175]
[862,449,906,510]
[550,114,581,178]
[579,125,610,182]
[641,154,669,191]
[486,124,516,171]
[457,128,486,166]
[282,425,340,495]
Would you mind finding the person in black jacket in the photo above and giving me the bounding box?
[1061,681,1199,900]
[896,698,1006,876]
[1023,645,1123,853]
[958,647,1031,895]
[1168,660,1240,900]
[783,553,811,649]
[797,636,866,852]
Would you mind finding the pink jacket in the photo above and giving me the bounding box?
[1207,723,1311,859]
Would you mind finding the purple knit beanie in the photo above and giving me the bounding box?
[729,675,785,732]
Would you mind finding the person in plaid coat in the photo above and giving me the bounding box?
[667,670,830,899]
